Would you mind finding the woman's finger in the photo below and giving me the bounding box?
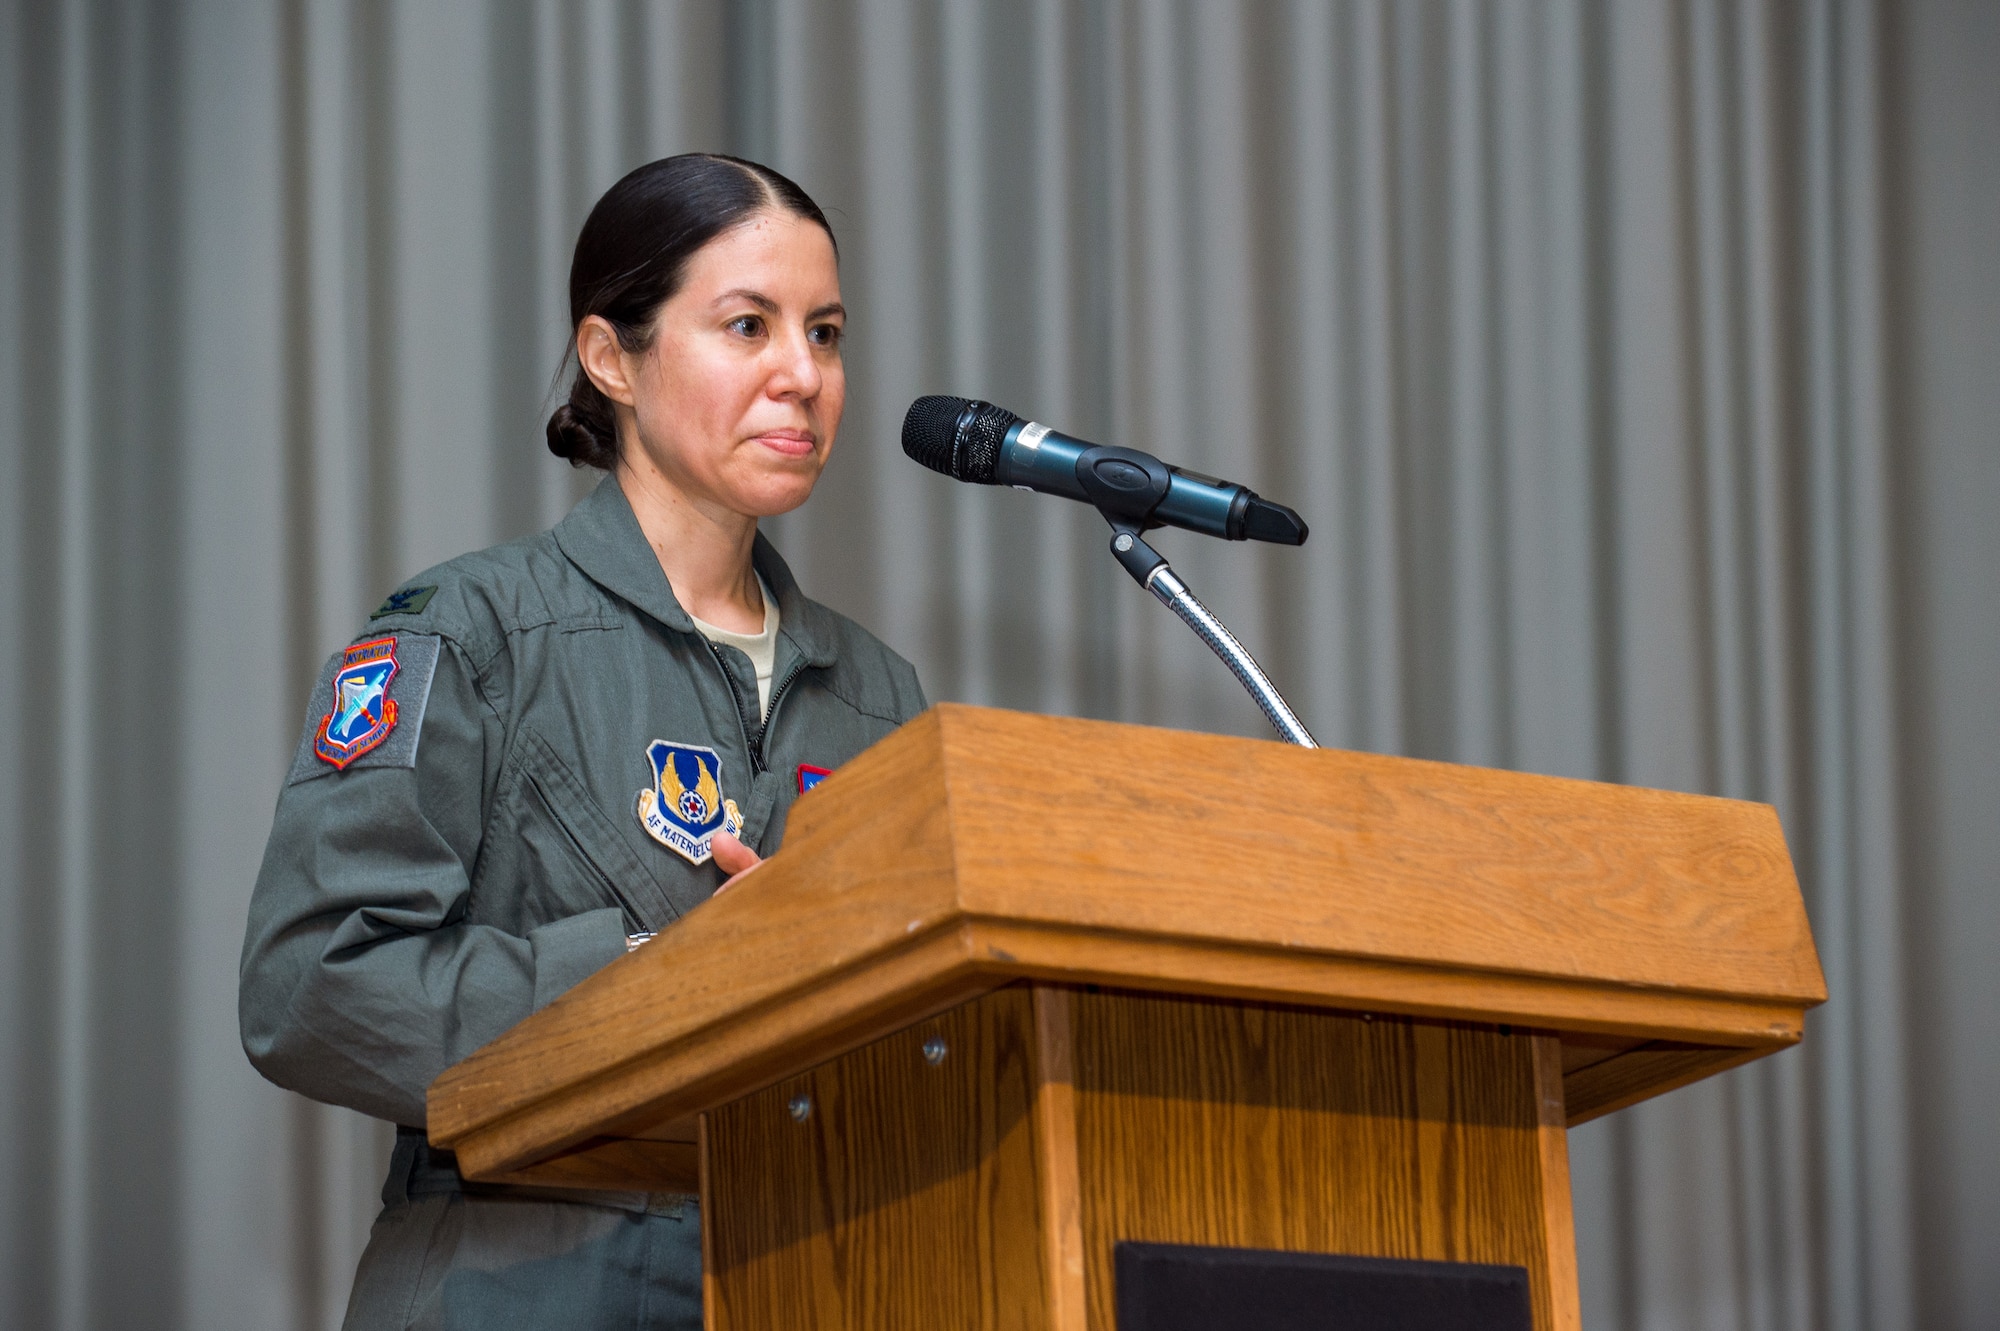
[710,829,764,892]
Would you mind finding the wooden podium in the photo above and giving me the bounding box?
[428,705,1824,1330]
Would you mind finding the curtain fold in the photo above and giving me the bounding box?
[1,2,1979,1328]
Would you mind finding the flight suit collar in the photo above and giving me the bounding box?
[553,475,840,668]
[752,533,840,669]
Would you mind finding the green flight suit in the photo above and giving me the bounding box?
[240,477,926,1330]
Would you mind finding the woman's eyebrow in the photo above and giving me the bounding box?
[714,288,780,313]
[713,289,845,322]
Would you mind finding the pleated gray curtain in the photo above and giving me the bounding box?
[3,1,1992,1328]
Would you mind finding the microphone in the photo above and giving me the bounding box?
[900,396,1307,544]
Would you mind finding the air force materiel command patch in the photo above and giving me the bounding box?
[797,764,832,795]
[314,637,401,768]
[637,740,745,865]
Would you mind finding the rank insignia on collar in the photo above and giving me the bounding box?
[314,637,401,769]
[637,740,745,865]
[797,764,832,795]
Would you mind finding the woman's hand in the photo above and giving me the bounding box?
[630,830,762,949]
[710,829,764,894]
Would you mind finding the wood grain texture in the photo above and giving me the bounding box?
[962,919,1808,1045]
[1067,991,1574,1331]
[699,1113,716,1331]
[705,984,1579,1330]
[1560,1033,1644,1076]
[1032,987,1088,1331]
[1562,1041,1774,1124]
[940,708,1822,1001]
[449,930,995,1179]
[1532,1036,1582,1331]
[704,986,1050,1329]
[428,704,1825,1180]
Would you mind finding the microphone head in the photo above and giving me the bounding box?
[901,395,1021,484]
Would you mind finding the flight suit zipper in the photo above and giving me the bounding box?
[703,641,758,769]
[753,656,810,769]
[703,642,811,774]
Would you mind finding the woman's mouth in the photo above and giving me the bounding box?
[754,430,817,458]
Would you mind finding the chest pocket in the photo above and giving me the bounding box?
[480,725,678,935]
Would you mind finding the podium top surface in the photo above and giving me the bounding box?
[429,705,1824,1178]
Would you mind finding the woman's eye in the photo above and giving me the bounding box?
[727,315,765,338]
[809,323,842,348]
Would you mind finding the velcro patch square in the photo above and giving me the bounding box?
[287,633,442,784]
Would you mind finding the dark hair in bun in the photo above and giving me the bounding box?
[546,154,837,470]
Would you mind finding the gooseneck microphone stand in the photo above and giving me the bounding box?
[1103,519,1318,748]
[899,394,1318,748]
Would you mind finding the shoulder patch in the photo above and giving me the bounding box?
[370,584,438,619]
[314,637,402,767]
[287,633,444,785]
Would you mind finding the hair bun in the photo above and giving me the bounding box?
[545,394,619,470]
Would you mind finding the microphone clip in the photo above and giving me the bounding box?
[1105,520,1167,586]
[1076,445,1173,529]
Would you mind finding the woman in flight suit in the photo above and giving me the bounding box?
[240,153,925,1329]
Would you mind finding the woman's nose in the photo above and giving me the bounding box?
[767,327,823,399]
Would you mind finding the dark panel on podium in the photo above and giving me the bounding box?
[1114,1242,1532,1331]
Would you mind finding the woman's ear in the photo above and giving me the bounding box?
[576,315,639,407]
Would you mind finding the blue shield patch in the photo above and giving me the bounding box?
[636,740,744,865]
[314,637,401,769]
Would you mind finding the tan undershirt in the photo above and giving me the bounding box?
[688,574,780,720]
